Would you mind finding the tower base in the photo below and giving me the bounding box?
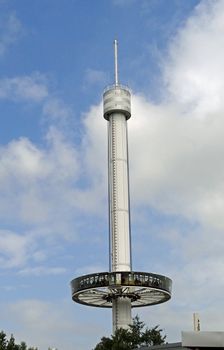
[112,297,132,332]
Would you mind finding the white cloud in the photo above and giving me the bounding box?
[137,302,224,343]
[83,68,108,87]
[0,230,32,268]
[5,300,75,349]
[0,13,23,56]
[62,86,222,237]
[18,266,67,276]
[0,128,81,226]
[0,72,107,272]
[74,264,106,276]
[81,103,107,185]
[129,94,224,232]
[0,137,48,179]
[126,0,224,336]
[0,71,80,155]
[0,73,73,132]
[2,299,110,350]
[164,0,224,116]
[0,73,49,102]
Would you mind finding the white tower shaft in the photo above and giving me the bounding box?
[108,111,132,332]
[108,113,131,272]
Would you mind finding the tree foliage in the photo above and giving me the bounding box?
[93,315,166,350]
[0,331,37,350]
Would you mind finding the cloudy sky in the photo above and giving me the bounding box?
[1,0,224,349]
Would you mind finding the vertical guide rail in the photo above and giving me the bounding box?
[108,122,112,272]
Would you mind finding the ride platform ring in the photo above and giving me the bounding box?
[71,271,172,308]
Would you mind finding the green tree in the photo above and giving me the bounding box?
[19,342,27,350]
[0,331,8,350]
[0,331,37,350]
[7,335,19,350]
[93,315,166,350]
[141,325,166,346]
[94,329,132,350]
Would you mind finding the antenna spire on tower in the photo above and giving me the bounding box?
[114,39,119,86]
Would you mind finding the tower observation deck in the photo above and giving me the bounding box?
[70,40,172,333]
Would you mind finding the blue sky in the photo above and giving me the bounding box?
[1,0,224,349]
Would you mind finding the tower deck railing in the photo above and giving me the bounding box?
[103,83,131,94]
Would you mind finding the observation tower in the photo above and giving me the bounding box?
[70,40,172,333]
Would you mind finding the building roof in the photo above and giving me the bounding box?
[136,332,224,349]
[136,343,184,350]
[182,331,224,347]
